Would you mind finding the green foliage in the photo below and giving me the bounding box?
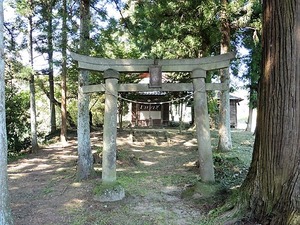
[17,66,35,80]
[67,99,78,126]
[208,97,219,127]
[123,0,220,59]
[90,93,105,126]
[5,88,31,153]
[15,0,33,16]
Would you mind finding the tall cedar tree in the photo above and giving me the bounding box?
[218,0,232,151]
[60,0,67,142]
[241,0,300,224]
[77,0,94,179]
[28,0,38,153]
[0,0,13,223]
[45,0,56,133]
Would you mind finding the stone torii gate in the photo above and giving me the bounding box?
[71,52,235,184]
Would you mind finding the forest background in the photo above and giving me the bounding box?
[3,0,260,155]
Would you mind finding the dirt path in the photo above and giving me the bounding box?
[8,130,208,225]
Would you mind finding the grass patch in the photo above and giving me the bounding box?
[8,151,27,162]
[181,182,221,199]
[69,207,162,225]
[117,171,151,196]
[211,130,254,189]
[42,186,54,195]
[213,152,250,188]
[93,181,123,196]
[160,173,198,186]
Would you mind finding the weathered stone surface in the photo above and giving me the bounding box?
[102,69,119,183]
[93,184,125,202]
[70,51,235,72]
[82,83,227,94]
[192,71,215,182]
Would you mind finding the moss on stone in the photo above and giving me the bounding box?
[93,181,125,202]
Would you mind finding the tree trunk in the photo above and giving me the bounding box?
[77,0,94,180]
[47,5,56,133]
[60,0,67,143]
[179,100,183,133]
[118,99,123,130]
[28,7,38,153]
[218,0,232,151]
[245,106,253,132]
[0,2,13,223]
[242,1,300,224]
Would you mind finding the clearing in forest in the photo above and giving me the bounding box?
[8,129,254,225]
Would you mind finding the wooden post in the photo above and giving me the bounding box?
[192,69,215,182]
[102,69,119,183]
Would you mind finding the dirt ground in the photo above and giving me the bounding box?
[8,129,253,225]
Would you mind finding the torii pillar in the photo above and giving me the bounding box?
[102,69,119,183]
[192,69,214,182]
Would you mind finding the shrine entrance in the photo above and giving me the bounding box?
[71,52,235,184]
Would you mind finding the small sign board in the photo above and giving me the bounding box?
[149,65,162,88]
[139,104,161,111]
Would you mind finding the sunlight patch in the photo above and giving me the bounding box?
[64,198,85,209]
[131,149,143,152]
[139,160,157,166]
[36,164,51,169]
[9,162,35,172]
[183,138,197,147]
[155,150,165,154]
[71,182,82,187]
[9,175,20,180]
[183,161,197,167]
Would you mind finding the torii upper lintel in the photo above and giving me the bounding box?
[70,52,235,73]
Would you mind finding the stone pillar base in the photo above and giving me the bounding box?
[93,182,125,202]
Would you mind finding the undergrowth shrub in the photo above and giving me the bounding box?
[6,89,31,154]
